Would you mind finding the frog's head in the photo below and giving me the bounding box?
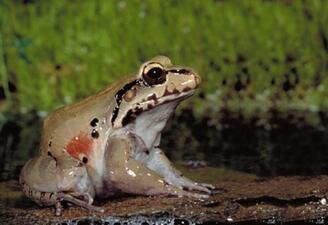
[111,56,201,128]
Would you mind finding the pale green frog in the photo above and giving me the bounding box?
[19,56,215,215]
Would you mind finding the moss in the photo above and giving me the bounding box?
[0,0,327,116]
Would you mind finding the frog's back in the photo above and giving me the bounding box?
[44,77,132,129]
[40,76,133,154]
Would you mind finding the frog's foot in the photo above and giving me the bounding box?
[182,191,209,199]
[55,193,104,216]
[144,148,216,194]
[199,183,216,190]
[180,182,216,194]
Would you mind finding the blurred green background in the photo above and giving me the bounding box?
[0,0,328,180]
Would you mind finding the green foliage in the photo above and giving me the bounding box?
[0,0,328,117]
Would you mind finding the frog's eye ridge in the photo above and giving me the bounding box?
[142,63,166,86]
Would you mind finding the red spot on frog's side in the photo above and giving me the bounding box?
[66,133,93,160]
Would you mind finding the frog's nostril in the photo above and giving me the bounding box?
[179,69,191,75]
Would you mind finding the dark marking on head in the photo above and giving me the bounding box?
[121,109,136,126]
[91,129,99,139]
[111,79,141,125]
[183,86,192,92]
[134,106,143,116]
[145,150,150,155]
[120,105,145,126]
[164,87,180,96]
[82,157,88,164]
[147,93,158,104]
[90,118,99,127]
[48,151,52,157]
[41,192,46,197]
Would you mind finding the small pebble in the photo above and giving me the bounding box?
[320,198,326,205]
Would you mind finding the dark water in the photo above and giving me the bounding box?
[1,109,328,180]
[163,109,328,177]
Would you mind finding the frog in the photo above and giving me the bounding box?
[19,56,215,215]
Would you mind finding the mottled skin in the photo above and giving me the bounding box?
[20,56,215,215]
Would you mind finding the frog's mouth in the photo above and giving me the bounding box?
[111,73,200,128]
[119,89,195,127]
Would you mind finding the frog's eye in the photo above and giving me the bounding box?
[142,63,166,86]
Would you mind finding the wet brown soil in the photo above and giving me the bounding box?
[1,168,328,224]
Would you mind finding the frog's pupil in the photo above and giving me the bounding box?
[147,67,163,79]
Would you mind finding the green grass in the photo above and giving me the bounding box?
[0,0,328,118]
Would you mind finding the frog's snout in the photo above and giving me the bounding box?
[193,73,201,88]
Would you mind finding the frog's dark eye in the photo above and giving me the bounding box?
[142,63,166,86]
[147,67,163,79]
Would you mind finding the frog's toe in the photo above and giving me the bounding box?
[81,193,94,205]
[178,190,209,199]
[181,182,215,194]
[55,201,63,216]
[198,183,216,194]
[192,185,212,194]
[201,183,216,189]
[86,204,105,213]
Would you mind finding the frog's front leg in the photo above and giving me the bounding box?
[105,135,207,198]
[19,154,103,215]
[145,148,215,194]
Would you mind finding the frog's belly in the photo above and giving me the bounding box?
[87,141,119,197]
[86,166,117,198]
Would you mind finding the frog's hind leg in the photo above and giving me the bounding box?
[19,154,102,215]
[105,136,208,199]
[145,148,216,194]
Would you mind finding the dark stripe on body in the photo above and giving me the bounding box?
[111,79,141,125]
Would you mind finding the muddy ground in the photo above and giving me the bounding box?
[1,167,328,224]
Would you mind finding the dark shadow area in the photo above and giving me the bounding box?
[1,109,328,180]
